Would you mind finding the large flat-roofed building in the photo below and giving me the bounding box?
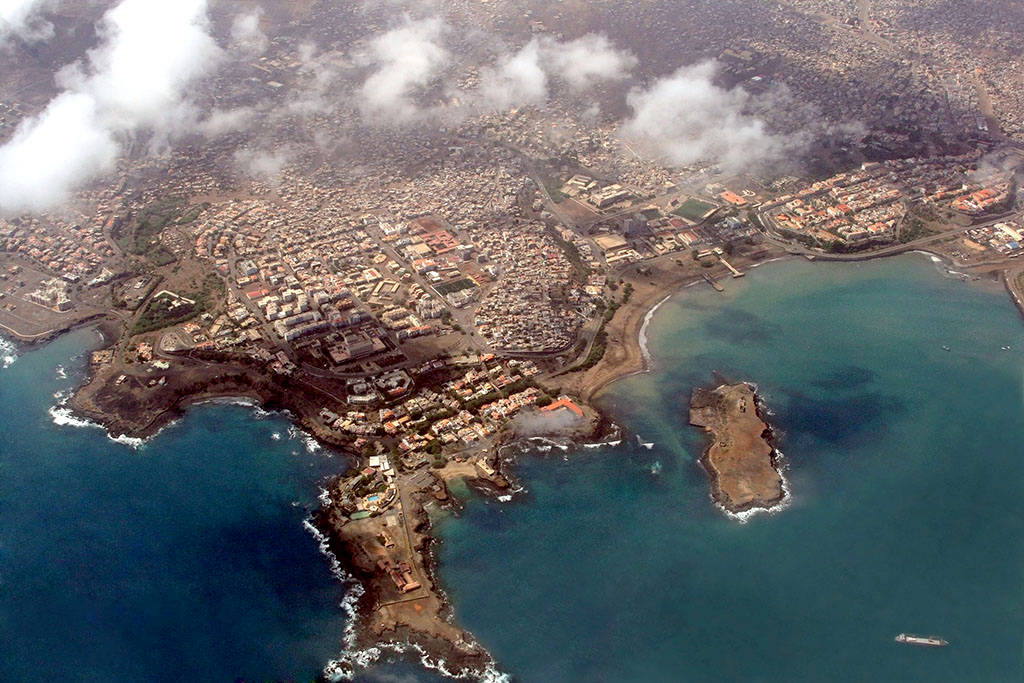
[328,331,386,364]
[594,233,628,253]
[592,184,632,209]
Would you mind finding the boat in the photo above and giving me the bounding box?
[894,633,949,647]
[941,345,950,351]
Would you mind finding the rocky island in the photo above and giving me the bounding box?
[689,381,785,514]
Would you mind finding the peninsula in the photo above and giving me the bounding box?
[689,381,785,513]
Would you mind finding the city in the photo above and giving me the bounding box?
[1,0,1024,680]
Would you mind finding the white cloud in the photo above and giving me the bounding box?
[542,34,636,91]
[233,146,288,183]
[477,34,636,111]
[0,93,118,213]
[621,61,790,173]
[358,16,449,124]
[0,0,222,215]
[0,0,56,46]
[230,9,268,57]
[478,39,547,111]
[197,107,256,137]
[288,44,354,116]
[60,0,221,132]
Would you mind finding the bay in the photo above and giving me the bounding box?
[427,254,1024,682]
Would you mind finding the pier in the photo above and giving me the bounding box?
[718,255,745,278]
[711,247,745,277]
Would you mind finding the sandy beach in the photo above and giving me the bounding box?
[558,244,789,402]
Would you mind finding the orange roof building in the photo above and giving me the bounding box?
[542,396,584,418]
[720,190,748,206]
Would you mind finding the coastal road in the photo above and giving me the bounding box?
[393,476,431,595]
[757,213,1019,262]
[1004,264,1024,317]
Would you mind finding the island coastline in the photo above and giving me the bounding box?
[689,381,787,515]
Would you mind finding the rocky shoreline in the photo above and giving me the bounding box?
[61,344,502,677]
[312,486,497,680]
[41,264,772,680]
[689,381,786,515]
[309,407,610,680]
[26,245,1024,678]
[45,318,611,677]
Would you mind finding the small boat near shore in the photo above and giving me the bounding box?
[894,633,949,647]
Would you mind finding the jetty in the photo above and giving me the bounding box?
[703,273,724,291]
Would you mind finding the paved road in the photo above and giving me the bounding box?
[759,213,1019,262]
[1004,264,1024,316]
[395,476,430,590]
[364,223,491,353]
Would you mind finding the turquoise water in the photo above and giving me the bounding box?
[3,254,1023,682]
[0,329,349,681]
[423,255,1024,681]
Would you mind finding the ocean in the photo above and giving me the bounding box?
[424,254,1024,682]
[2,253,1023,681]
[0,328,350,681]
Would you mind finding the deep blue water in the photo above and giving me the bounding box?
[3,253,1023,682]
[423,255,1024,682]
[0,328,348,681]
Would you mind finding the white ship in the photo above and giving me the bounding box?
[894,633,948,647]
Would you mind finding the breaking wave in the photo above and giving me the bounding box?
[305,517,512,682]
[194,396,286,420]
[0,336,16,369]
[48,403,152,449]
[306,495,510,680]
[714,450,793,523]
[581,439,621,450]
[638,293,672,367]
[47,391,177,450]
[288,425,322,454]
[525,436,570,452]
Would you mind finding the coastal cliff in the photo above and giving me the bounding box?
[313,480,497,679]
[689,381,785,514]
